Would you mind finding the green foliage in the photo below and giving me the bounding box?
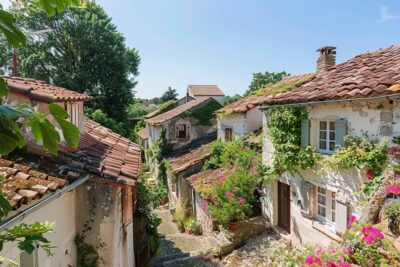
[160,86,178,103]
[0,222,54,256]
[3,1,140,124]
[126,102,151,118]
[223,94,241,106]
[384,202,400,235]
[203,139,256,170]
[85,108,126,136]
[206,166,258,226]
[266,107,320,174]
[129,118,146,143]
[181,99,222,126]
[184,216,201,235]
[327,136,388,176]
[245,71,289,96]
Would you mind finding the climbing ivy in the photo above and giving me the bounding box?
[266,107,320,174]
[180,99,222,125]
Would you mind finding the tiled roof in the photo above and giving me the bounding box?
[217,73,315,114]
[188,85,225,96]
[187,167,226,187]
[4,76,92,103]
[146,97,212,125]
[137,128,149,140]
[169,143,213,173]
[58,117,141,185]
[144,109,161,119]
[0,158,71,210]
[260,45,400,106]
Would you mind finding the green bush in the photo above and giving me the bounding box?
[384,201,400,235]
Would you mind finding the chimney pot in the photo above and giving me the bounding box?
[316,46,336,75]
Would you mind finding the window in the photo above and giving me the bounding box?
[317,186,336,223]
[177,124,187,139]
[224,128,233,142]
[318,121,335,153]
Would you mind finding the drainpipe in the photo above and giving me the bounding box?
[0,175,89,231]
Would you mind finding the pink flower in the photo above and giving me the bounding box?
[327,261,337,267]
[366,168,374,180]
[364,235,375,244]
[201,199,208,211]
[314,248,322,255]
[210,195,216,203]
[386,185,400,195]
[305,255,322,266]
[342,247,352,255]
[347,214,357,229]
[236,197,245,205]
[361,226,384,244]
[338,262,351,267]
[225,192,233,198]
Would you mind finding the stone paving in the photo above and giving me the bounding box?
[219,228,287,267]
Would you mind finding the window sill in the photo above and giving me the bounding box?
[312,220,342,242]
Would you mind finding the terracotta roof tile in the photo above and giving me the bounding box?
[169,143,213,173]
[0,158,69,211]
[188,85,224,96]
[58,117,141,184]
[217,73,315,114]
[262,45,400,105]
[137,128,149,140]
[4,76,92,103]
[146,97,212,125]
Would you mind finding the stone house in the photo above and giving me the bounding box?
[166,133,216,208]
[145,97,220,151]
[260,45,400,246]
[185,85,225,104]
[1,77,142,267]
[216,74,315,142]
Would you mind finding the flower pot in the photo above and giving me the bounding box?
[185,228,193,235]
[160,199,168,206]
[228,220,240,231]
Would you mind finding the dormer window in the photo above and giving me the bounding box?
[64,102,80,127]
[318,121,335,153]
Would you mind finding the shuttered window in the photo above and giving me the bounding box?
[318,121,336,153]
[317,186,336,224]
[300,120,310,147]
[334,118,347,148]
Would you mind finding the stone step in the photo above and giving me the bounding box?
[151,254,217,267]
[150,252,190,266]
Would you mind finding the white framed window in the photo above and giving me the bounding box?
[318,121,336,154]
[317,187,336,224]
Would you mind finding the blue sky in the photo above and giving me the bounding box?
[2,1,400,99]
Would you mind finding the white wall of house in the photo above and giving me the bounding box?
[0,190,77,267]
[245,106,263,133]
[262,99,400,247]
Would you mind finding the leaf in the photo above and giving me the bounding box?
[0,190,11,220]
[30,112,60,154]
[0,10,26,48]
[0,77,7,98]
[37,0,84,16]
[0,105,28,120]
[0,114,25,155]
[48,103,80,149]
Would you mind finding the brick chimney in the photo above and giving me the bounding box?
[316,46,336,75]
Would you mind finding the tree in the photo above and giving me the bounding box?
[0,1,140,125]
[245,71,289,96]
[224,94,242,105]
[160,86,178,103]
[0,0,82,264]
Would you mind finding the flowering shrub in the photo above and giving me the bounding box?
[202,166,258,226]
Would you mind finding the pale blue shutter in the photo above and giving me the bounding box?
[301,119,310,147]
[335,118,347,148]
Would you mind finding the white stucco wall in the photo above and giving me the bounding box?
[217,113,246,141]
[0,190,77,267]
[245,106,263,133]
[262,99,400,247]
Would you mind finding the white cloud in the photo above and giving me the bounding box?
[377,4,400,23]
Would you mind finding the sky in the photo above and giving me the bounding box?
[2,1,400,99]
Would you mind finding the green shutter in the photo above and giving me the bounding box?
[335,118,347,148]
[300,119,310,147]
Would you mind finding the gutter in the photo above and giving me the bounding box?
[0,175,89,231]
[259,93,400,110]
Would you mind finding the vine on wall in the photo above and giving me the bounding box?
[180,99,222,125]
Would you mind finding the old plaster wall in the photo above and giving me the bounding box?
[0,189,77,267]
[75,179,132,267]
[217,113,246,141]
[246,106,263,133]
[194,192,214,235]
[262,100,400,247]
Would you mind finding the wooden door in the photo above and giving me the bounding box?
[278,181,291,233]
[225,128,233,142]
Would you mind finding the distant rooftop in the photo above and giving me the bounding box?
[188,85,225,96]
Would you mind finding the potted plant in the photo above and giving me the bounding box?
[156,186,168,205]
[184,216,197,235]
